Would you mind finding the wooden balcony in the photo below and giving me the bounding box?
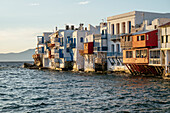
[32,54,40,59]
[132,30,158,48]
[120,35,132,49]
[84,42,93,54]
[123,48,149,64]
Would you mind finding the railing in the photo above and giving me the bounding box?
[107,52,123,57]
[64,57,72,61]
[111,34,121,40]
[149,58,161,64]
[32,54,40,59]
[94,47,108,52]
[67,43,75,48]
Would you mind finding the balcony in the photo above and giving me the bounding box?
[55,42,60,48]
[161,43,170,49]
[111,35,121,42]
[37,36,44,45]
[123,48,149,64]
[149,58,161,65]
[107,52,123,57]
[149,49,161,66]
[32,54,40,59]
[84,42,93,54]
[64,57,72,62]
[67,43,75,48]
[94,47,108,52]
[94,34,107,40]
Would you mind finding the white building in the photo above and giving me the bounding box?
[33,32,53,67]
[107,11,170,72]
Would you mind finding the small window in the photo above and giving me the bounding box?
[66,48,70,52]
[128,36,130,41]
[137,36,140,41]
[166,35,168,43]
[154,25,157,29]
[161,36,164,43]
[147,35,149,40]
[126,51,133,58]
[80,37,83,43]
[102,30,104,35]
[141,35,145,40]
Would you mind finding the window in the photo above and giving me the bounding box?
[128,36,131,41]
[136,50,147,58]
[122,22,125,34]
[126,51,133,58]
[116,44,120,52]
[102,30,104,35]
[137,36,140,41]
[112,45,115,53]
[136,50,140,58]
[66,48,70,52]
[128,21,131,33]
[154,25,157,29]
[67,36,70,38]
[161,36,164,43]
[112,24,114,35]
[116,23,120,34]
[141,35,145,40]
[125,36,127,41]
[147,35,149,40]
[166,35,168,43]
[80,37,83,43]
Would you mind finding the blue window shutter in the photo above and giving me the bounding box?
[74,38,76,47]
[71,38,73,44]
[42,37,44,43]
[58,38,60,42]
[112,24,114,35]
[42,47,44,53]
[129,21,131,33]
[80,37,83,43]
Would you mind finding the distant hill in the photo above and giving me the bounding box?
[0,49,35,62]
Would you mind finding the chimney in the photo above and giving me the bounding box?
[79,23,84,30]
[66,25,69,30]
[55,26,57,32]
[71,25,74,30]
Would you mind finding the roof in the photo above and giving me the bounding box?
[132,30,157,35]
[159,22,170,27]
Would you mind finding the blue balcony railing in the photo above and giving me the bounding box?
[64,57,72,61]
[94,47,108,52]
[107,52,123,57]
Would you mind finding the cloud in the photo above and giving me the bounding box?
[78,1,90,5]
[30,3,40,6]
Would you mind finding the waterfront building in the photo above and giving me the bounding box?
[149,22,170,78]
[122,18,170,76]
[32,32,53,67]
[107,11,170,72]
[79,25,100,72]
[93,22,108,72]
[72,24,90,71]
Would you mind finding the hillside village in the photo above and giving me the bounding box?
[32,11,170,79]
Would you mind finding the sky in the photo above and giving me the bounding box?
[0,0,170,53]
